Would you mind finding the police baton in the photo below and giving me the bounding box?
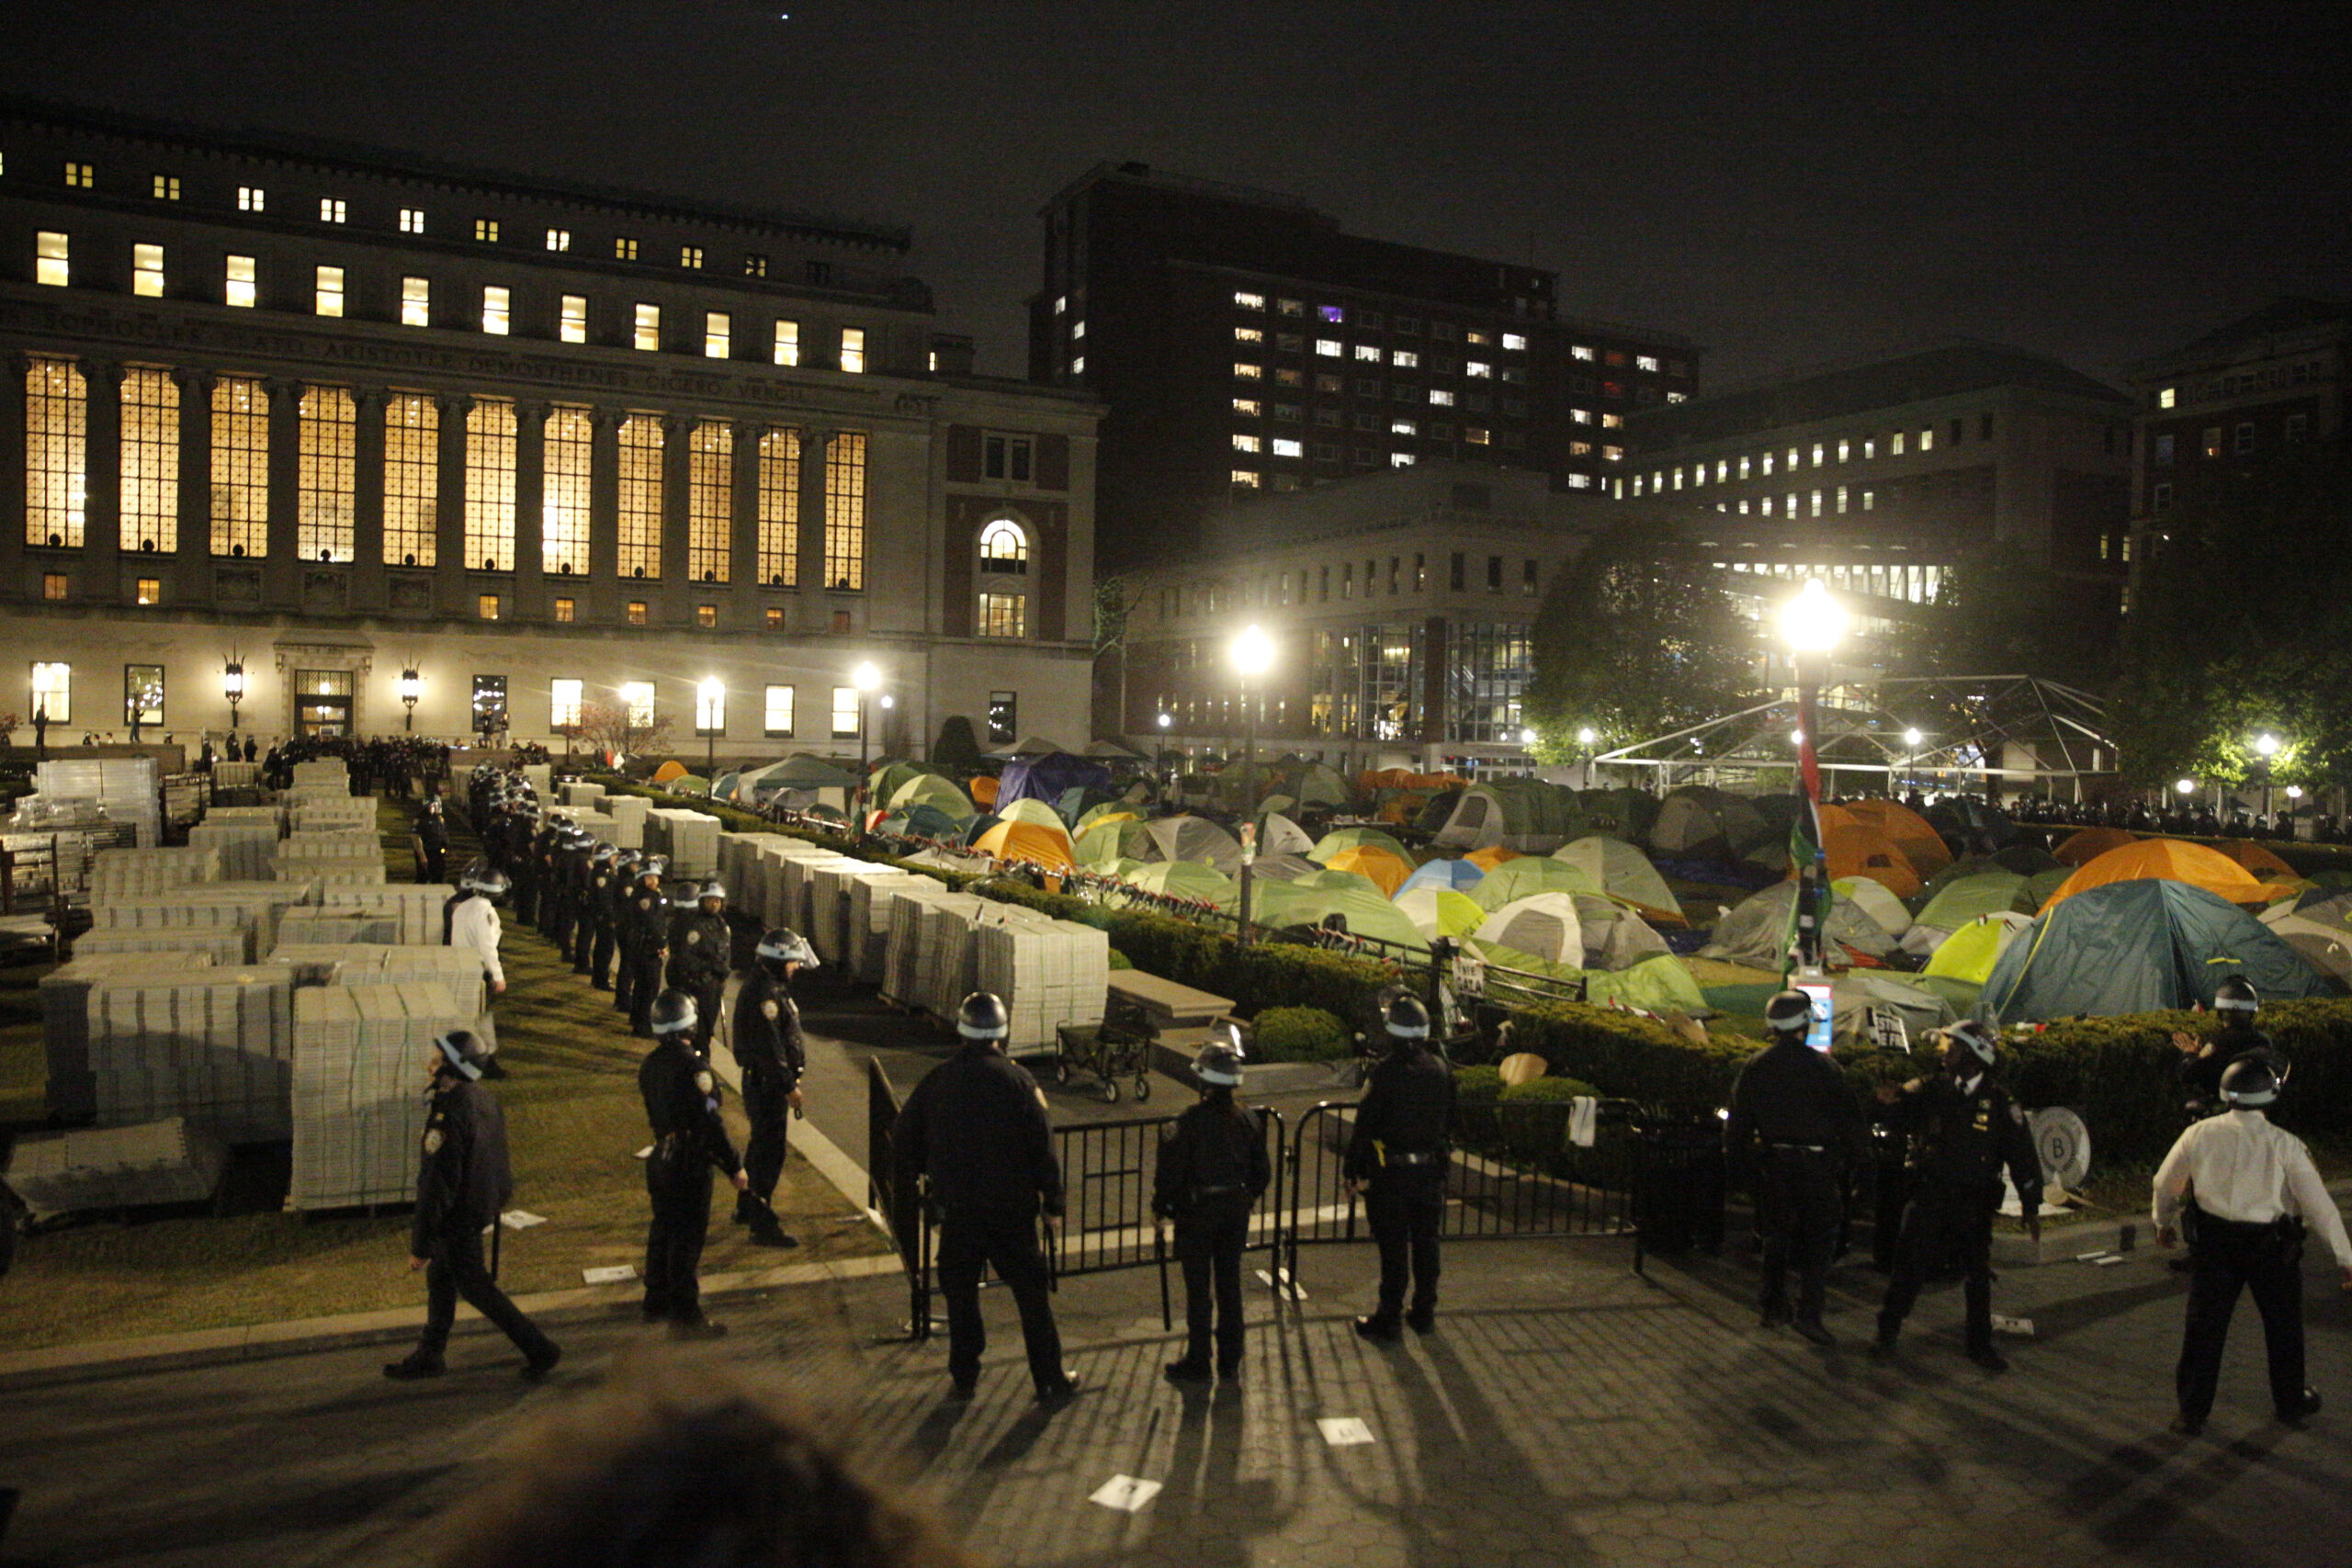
[1042,1212,1061,1293]
[1154,1218,1171,1332]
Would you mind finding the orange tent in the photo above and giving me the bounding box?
[2042,838,2279,910]
[972,819,1075,874]
[1464,845,1522,872]
[2054,826,2138,865]
[2216,839,2296,879]
[1327,843,1414,897]
[1804,804,1923,897]
[1358,768,1469,793]
[968,775,1001,807]
[651,760,688,784]
[1840,799,1952,877]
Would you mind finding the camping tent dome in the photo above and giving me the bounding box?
[1979,878,2327,1023]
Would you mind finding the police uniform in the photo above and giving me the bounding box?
[545,836,582,956]
[1874,1066,2042,1360]
[416,803,448,885]
[2178,1020,2270,1111]
[1345,1036,1457,1336]
[1154,1093,1272,1377]
[667,905,733,1055]
[890,1041,1070,1397]
[397,1074,558,1372]
[580,856,617,984]
[638,1033,741,1327]
[623,883,671,1036]
[1724,1032,1871,1334]
[732,964,805,1219]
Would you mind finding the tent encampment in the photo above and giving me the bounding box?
[1250,882,1430,952]
[1142,814,1244,874]
[2042,838,2279,910]
[1075,818,1157,867]
[2053,826,2138,866]
[1396,886,1485,940]
[888,773,975,819]
[1256,812,1316,858]
[1396,857,1484,897]
[1325,843,1414,897]
[1831,875,1913,937]
[1812,805,1926,897]
[1311,827,1415,863]
[995,796,1067,829]
[1554,836,1682,924]
[1699,881,1899,966]
[1475,893,1586,967]
[2215,839,2299,880]
[971,819,1076,874]
[994,751,1112,811]
[1467,856,1602,912]
[1840,798,1953,878]
[1123,860,1235,906]
[1979,878,2329,1023]
[1430,778,1586,852]
[1922,911,2033,985]
[1648,785,1771,863]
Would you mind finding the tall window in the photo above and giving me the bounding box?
[774,320,799,367]
[633,303,660,351]
[823,431,865,590]
[29,662,72,724]
[35,231,68,287]
[119,367,179,553]
[757,427,800,587]
[763,685,795,736]
[840,327,866,374]
[315,265,344,317]
[545,228,571,252]
[560,295,587,343]
[831,686,860,739]
[401,276,430,326]
[978,592,1026,638]
[688,421,731,583]
[297,387,356,562]
[383,393,438,567]
[549,678,583,730]
[619,681,655,728]
[481,285,510,335]
[238,186,265,212]
[225,254,255,308]
[400,207,424,234]
[541,405,592,576]
[125,664,165,728]
[25,357,86,547]
[704,311,730,358]
[979,517,1028,572]
[133,243,164,297]
[464,398,516,571]
[616,414,663,579]
[209,376,268,557]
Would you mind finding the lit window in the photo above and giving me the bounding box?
[545,227,571,252]
[1390,452,1415,468]
[1465,427,1490,446]
[627,602,648,626]
[481,285,508,334]
[1891,431,1906,456]
[136,578,161,604]
[2158,387,2177,409]
[764,606,783,629]
[225,254,255,308]
[1636,355,1659,372]
[620,681,655,726]
[1319,305,1345,323]
[1502,333,1527,351]
[1430,389,1454,407]
[1235,326,1264,344]
[296,386,356,562]
[1666,391,1688,404]
[1602,412,1623,429]
[688,421,731,583]
[774,320,800,366]
[400,208,424,233]
[1837,485,1849,513]
[1231,469,1261,488]
[383,393,438,567]
[30,662,71,722]
[25,357,86,549]
[1811,491,1824,516]
[824,431,866,591]
[705,310,731,358]
[1272,437,1304,457]
[120,367,179,552]
[560,294,587,343]
[209,377,268,558]
[132,243,164,297]
[553,598,575,624]
[1918,427,1934,451]
[320,197,345,223]
[1390,419,1417,437]
[1072,320,1086,339]
[550,678,583,728]
[1233,363,1262,379]
[615,236,639,261]
[400,276,430,326]
[1466,361,1491,378]
[1392,350,1419,367]
[1053,295,1066,314]
[315,265,345,317]
[1568,473,1592,489]
[680,244,703,269]
[978,518,1028,572]
[634,303,661,350]
[1601,446,1623,461]
[1861,438,1874,459]
[617,414,664,579]
[238,186,265,211]
[1232,434,1261,453]
[840,327,866,373]
[35,231,68,288]
[541,406,592,575]
[1568,440,1592,456]
[1233,290,1264,310]
[152,174,179,200]
[1233,398,1262,417]
[978,592,1026,637]
[696,604,718,629]
[64,162,93,188]
[1355,344,1382,362]
[763,685,796,735]
[832,686,861,738]
[473,218,499,243]
[757,427,800,587]
[1316,339,1343,357]
[465,398,517,571]
[743,253,767,276]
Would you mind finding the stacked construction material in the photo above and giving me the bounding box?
[88,964,298,1142]
[35,757,163,846]
[907,893,997,1019]
[882,886,962,1009]
[210,761,261,790]
[203,805,285,828]
[974,918,1112,1055]
[40,952,218,1120]
[74,925,250,966]
[808,860,886,964]
[288,795,376,832]
[268,942,482,1001]
[747,837,833,927]
[88,846,223,900]
[777,853,855,937]
[523,763,554,797]
[319,884,456,944]
[188,818,280,881]
[2,1118,229,1217]
[290,759,350,788]
[604,793,650,850]
[90,883,313,963]
[288,980,475,1209]
[275,908,397,946]
[849,871,946,984]
[560,781,605,810]
[646,808,722,878]
[273,829,385,886]
[567,809,616,842]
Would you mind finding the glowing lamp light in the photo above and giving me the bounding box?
[1521,728,1537,746]
[851,660,881,694]
[2175,778,2197,796]
[222,661,245,701]
[1903,728,1923,747]
[2255,733,2280,758]
[1230,624,1276,679]
[1779,578,1849,655]
[1576,726,1597,746]
[2287,785,2305,800]
[1790,728,1805,747]
[398,669,422,705]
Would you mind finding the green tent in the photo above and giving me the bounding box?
[997,796,1066,829]
[1124,860,1237,906]
[1468,856,1602,912]
[876,802,964,840]
[1585,953,1710,1015]
[1914,871,2038,932]
[1311,826,1415,864]
[1294,866,1383,897]
[1924,912,2031,984]
[868,761,923,807]
[1250,883,1430,953]
[1076,818,1157,867]
[1396,886,1485,940]
[1571,786,1662,844]
[1554,836,1682,922]
[888,772,974,818]
[1431,778,1586,852]
[1074,801,1140,833]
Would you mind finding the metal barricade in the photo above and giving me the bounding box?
[1629,1111,1728,1275]
[866,1057,933,1340]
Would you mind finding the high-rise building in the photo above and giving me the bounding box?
[1030,162,1696,573]
[1,98,1097,752]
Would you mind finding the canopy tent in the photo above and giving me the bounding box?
[1554,835,1683,925]
[1923,910,2034,985]
[1396,886,1486,940]
[1142,814,1244,874]
[1979,878,2330,1024]
[1083,738,1146,761]
[993,751,1113,811]
[1293,866,1384,898]
[1476,893,1587,968]
[1430,779,1586,853]
[1256,811,1317,858]
[1648,785,1772,863]
[982,734,1069,761]
[2042,838,2279,910]
[995,796,1068,829]
[1700,881,1900,966]
[1326,843,1414,897]
[971,819,1076,874]
[2053,826,2138,866]
[732,752,858,801]
[1075,818,1157,867]
[1311,826,1415,864]
[888,772,975,819]
[1250,882,1430,953]
[1468,856,1603,912]
[1831,875,1913,937]
[2216,839,2299,880]
[1838,798,1953,878]
[1124,860,1236,906]
[1396,857,1485,897]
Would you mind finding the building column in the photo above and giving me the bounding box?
[589,407,621,624]
[350,389,387,611]
[435,392,471,618]
[172,368,213,607]
[730,419,763,632]
[263,378,301,609]
[662,413,692,626]
[512,400,547,621]
[1420,615,1449,763]
[797,427,831,631]
[86,361,123,576]
[0,355,26,606]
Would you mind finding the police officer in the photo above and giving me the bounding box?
[1346,994,1457,1342]
[2154,1051,2352,1434]
[2173,976,2268,1114]
[544,827,584,959]
[383,1030,560,1381]
[415,795,449,886]
[668,879,733,1056]
[891,992,1079,1404]
[575,844,617,980]
[508,804,543,927]
[1725,990,1871,1345]
[623,866,672,1038]
[1153,1032,1272,1383]
[732,927,812,1247]
[1871,1021,2043,1369]
[638,988,749,1337]
[446,864,510,1077]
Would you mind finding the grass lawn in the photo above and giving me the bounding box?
[0,797,885,1355]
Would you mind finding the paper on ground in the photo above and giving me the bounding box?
[1089,1475,1161,1512]
[582,1264,638,1285]
[1317,1417,1376,1446]
[1990,1314,2036,1337]
[500,1209,547,1230]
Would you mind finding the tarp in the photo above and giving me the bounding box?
[1124,860,1235,906]
[1396,886,1485,940]
[1311,827,1415,863]
[888,772,974,818]
[994,752,1113,811]
[2053,826,2138,865]
[1396,858,1485,897]
[1142,814,1243,875]
[1555,836,1682,925]
[1923,911,2033,984]
[1700,881,1900,966]
[2042,838,2278,910]
[1468,856,1603,912]
[996,796,1067,829]
[1980,878,2330,1023]
[1476,893,1587,967]
[1832,875,1913,937]
[1326,843,1414,897]
[1648,786,1770,862]
[1840,798,1953,877]
[971,819,1076,873]
[1256,812,1316,858]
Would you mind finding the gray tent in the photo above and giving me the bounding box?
[1699,881,1899,967]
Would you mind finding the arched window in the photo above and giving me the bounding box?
[976,517,1029,637]
[979,517,1028,573]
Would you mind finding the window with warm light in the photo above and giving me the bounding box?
[774,320,799,367]
[615,236,639,261]
[763,684,795,736]
[680,245,703,269]
[313,265,345,317]
[840,328,866,374]
[237,185,265,212]
[618,414,663,580]
[1235,326,1264,344]
[627,601,648,626]
[634,303,661,351]
[541,406,592,576]
[131,243,164,297]
[1231,469,1261,489]
[552,597,576,624]
[320,197,345,223]
[135,577,161,605]
[696,604,718,628]
[210,377,267,557]
[481,285,509,334]
[2158,387,2177,410]
[63,162,93,188]
[560,294,587,344]
[464,398,516,571]
[824,431,866,590]
[401,276,430,326]
[225,254,255,308]
[549,678,583,728]
[688,422,731,584]
[472,218,498,243]
[764,607,784,629]
[42,573,66,601]
[399,207,424,234]
[545,227,570,252]
[743,253,767,277]
[831,686,861,739]
[619,681,655,728]
[978,592,1026,637]
[1234,363,1262,380]
[25,357,87,549]
[296,387,356,562]
[1233,290,1264,310]
[383,393,438,567]
[758,427,800,587]
[30,661,72,722]
[120,367,178,553]
[35,231,69,288]
[704,311,730,358]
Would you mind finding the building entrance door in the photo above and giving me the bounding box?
[294,669,354,738]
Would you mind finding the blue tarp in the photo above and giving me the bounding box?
[995,752,1113,814]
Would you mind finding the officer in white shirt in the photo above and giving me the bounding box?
[2154,1051,2352,1435]
[447,863,510,1077]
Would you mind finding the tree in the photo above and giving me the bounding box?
[933,715,983,774]
[572,700,673,766]
[1524,532,1760,759]
[1884,541,2113,688]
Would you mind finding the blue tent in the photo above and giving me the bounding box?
[1396,858,1484,898]
[995,752,1113,812]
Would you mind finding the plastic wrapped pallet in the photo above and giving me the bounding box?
[275,908,397,946]
[37,757,164,846]
[850,871,945,984]
[290,759,350,787]
[915,894,1018,1021]
[73,925,251,967]
[40,953,219,1120]
[522,763,553,796]
[267,942,481,1005]
[881,886,964,1010]
[89,883,310,964]
[778,854,856,938]
[319,884,457,945]
[751,837,832,926]
[288,799,376,833]
[89,846,223,901]
[88,964,297,1143]
[974,919,1112,1055]
[647,808,722,878]
[188,820,280,881]
[3,1118,229,1217]
[807,860,882,965]
[568,809,616,841]
[560,781,605,809]
[289,980,474,1209]
[210,760,261,790]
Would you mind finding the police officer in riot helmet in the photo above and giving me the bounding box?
[2154,1049,2352,1434]
[384,1030,560,1381]
[1346,994,1457,1341]
[891,991,1079,1403]
[667,878,733,1055]
[2173,976,2269,1113]
[731,927,813,1248]
[638,988,749,1337]
[1872,1020,2044,1370]
[1725,991,1871,1345]
[1154,1025,1272,1384]
[622,865,672,1038]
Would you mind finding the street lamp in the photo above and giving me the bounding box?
[223,660,245,732]
[2252,732,2282,828]
[1156,710,1172,793]
[697,677,723,779]
[399,668,421,733]
[852,660,882,831]
[1229,625,1276,948]
[1778,580,1846,979]
[1901,727,1923,795]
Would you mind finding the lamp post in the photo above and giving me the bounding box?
[399,668,421,733]
[1157,710,1172,795]
[1229,625,1276,949]
[1901,727,1923,797]
[852,660,881,833]
[2254,731,2280,828]
[223,660,245,732]
[697,677,723,780]
[1778,579,1848,981]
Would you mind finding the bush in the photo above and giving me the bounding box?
[1106,948,1135,971]
[1251,1006,1353,1064]
[1496,1073,1603,1163]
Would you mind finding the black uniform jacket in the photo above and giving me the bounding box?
[892,1045,1063,1215]
[1343,1043,1457,1183]
[410,1079,514,1256]
[733,968,806,1091]
[1154,1100,1272,1219]
[1879,1070,2042,1217]
[1724,1038,1871,1168]
[639,1040,742,1177]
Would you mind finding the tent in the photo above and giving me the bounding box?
[1397,857,1484,897]
[1075,802,1140,833]
[960,811,1001,846]
[1326,843,1414,897]
[1476,893,1587,967]
[996,796,1068,829]
[994,751,1112,811]
[1311,827,1415,863]
[1572,893,1673,971]
[1284,759,1355,811]
[2216,839,2299,879]
[1057,785,1122,825]
[1979,878,2330,1024]
[1468,856,1603,912]
[1250,882,1430,953]
[2053,826,2138,866]
[2042,838,2279,911]
[1083,738,1146,761]
[2262,915,2352,987]
[1839,799,1953,877]
[1075,818,1157,867]
[1464,845,1522,872]
[733,752,858,802]
[1699,881,1900,966]
[1811,804,1925,898]
[1585,953,1710,1016]
[1396,886,1485,940]
[875,802,965,840]
[1913,870,2039,934]
[1124,860,1236,906]
[968,775,1001,807]
[983,734,1068,761]
[888,772,974,818]
[1554,836,1683,925]
[971,819,1076,874]
[667,774,711,796]
[1923,911,2034,985]
[1573,786,1662,845]
[1245,852,1321,885]
[1293,866,1384,898]
[1256,811,1317,858]
[1832,875,1913,938]
[1829,972,1956,1045]
[651,760,689,784]
[868,761,924,809]
[1648,786,1771,862]
[1142,814,1244,874]
[1430,779,1586,852]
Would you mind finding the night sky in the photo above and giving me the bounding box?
[5,2,2346,389]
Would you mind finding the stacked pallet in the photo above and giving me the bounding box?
[646,808,722,877]
[902,893,996,1019]
[89,846,223,901]
[882,886,962,1009]
[273,829,385,886]
[523,763,554,796]
[319,884,457,944]
[268,942,482,1000]
[2,1118,229,1217]
[290,759,350,788]
[40,953,218,1120]
[745,837,832,927]
[560,781,605,810]
[36,757,164,846]
[604,794,650,850]
[91,884,312,963]
[74,925,250,966]
[210,761,261,790]
[849,871,945,984]
[288,796,376,832]
[88,964,298,1142]
[807,860,887,964]
[275,908,397,946]
[203,805,285,828]
[974,919,1112,1054]
[188,819,280,881]
[774,853,848,937]
[566,809,617,842]
[288,981,475,1209]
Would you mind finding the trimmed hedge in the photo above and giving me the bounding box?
[1252,1006,1352,1063]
